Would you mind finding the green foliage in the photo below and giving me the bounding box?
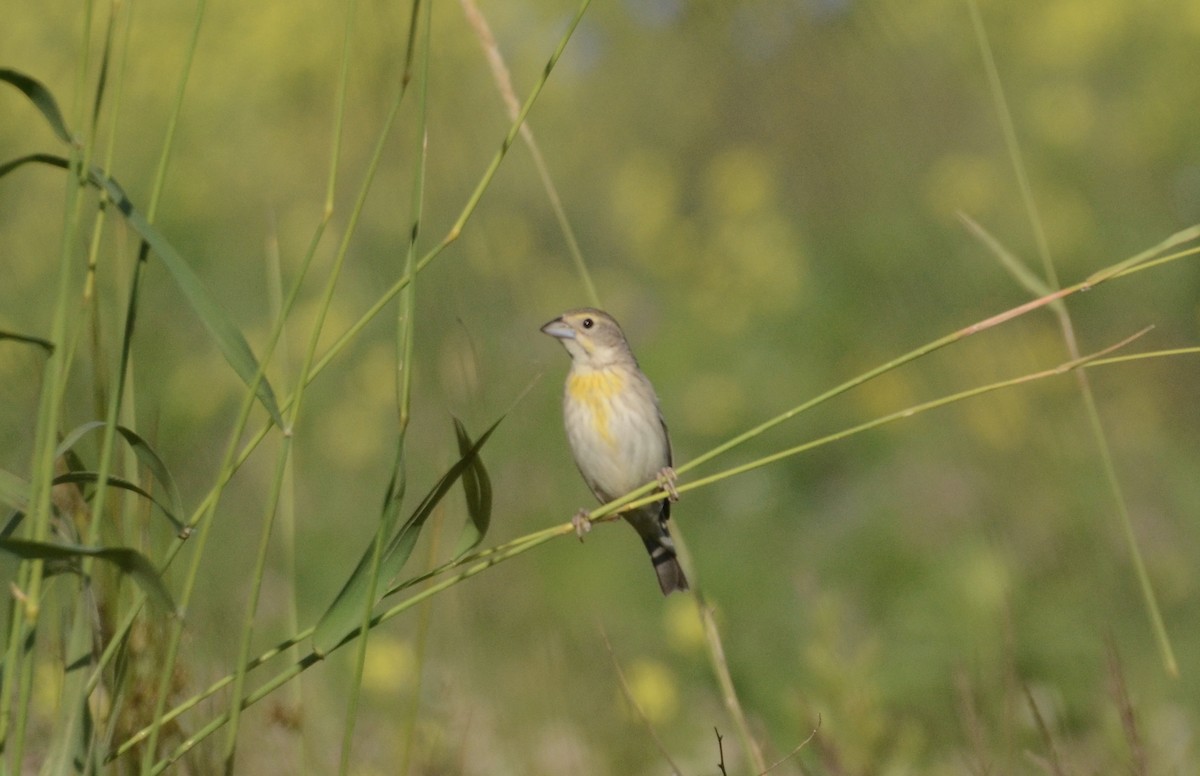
[313,416,501,656]
[452,417,495,559]
[2,0,1199,773]
[0,537,175,614]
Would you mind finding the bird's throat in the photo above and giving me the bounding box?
[566,368,626,445]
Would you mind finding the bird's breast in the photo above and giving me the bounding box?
[565,368,627,446]
[563,366,668,500]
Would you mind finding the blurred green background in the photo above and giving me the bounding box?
[3,0,1200,772]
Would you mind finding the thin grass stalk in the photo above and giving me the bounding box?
[0,597,25,756]
[108,3,144,584]
[143,0,597,522]
[136,316,1161,775]
[461,0,600,308]
[398,525,439,776]
[305,0,596,384]
[124,0,368,761]
[127,331,1157,764]
[209,212,341,762]
[391,63,432,762]
[323,0,355,217]
[137,325,273,771]
[146,527,573,771]
[38,222,105,772]
[265,217,306,759]
[338,2,429,770]
[106,229,1200,757]
[601,629,683,774]
[103,6,1190,758]
[1084,228,1200,286]
[129,0,215,766]
[670,526,766,773]
[957,213,1051,298]
[96,0,595,712]
[112,527,565,761]
[580,236,1199,526]
[79,171,345,708]
[35,0,597,762]
[114,342,1200,761]
[142,0,204,222]
[761,721,821,775]
[3,2,98,766]
[47,3,143,766]
[221,0,366,765]
[968,0,1177,676]
[699,591,764,774]
[623,329,1152,515]
[1087,346,1200,366]
[966,0,1055,288]
[397,0,427,430]
[1089,401,1178,676]
[287,0,418,434]
[221,434,295,772]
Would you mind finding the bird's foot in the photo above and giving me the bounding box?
[571,509,593,541]
[657,466,680,502]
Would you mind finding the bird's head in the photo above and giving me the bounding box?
[540,308,633,368]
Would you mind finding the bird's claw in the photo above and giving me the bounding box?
[657,466,680,502]
[572,509,593,541]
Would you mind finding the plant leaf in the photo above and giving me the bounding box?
[0,153,285,427]
[56,422,189,537]
[313,416,503,655]
[0,329,55,354]
[0,469,30,514]
[52,472,185,535]
[0,68,73,144]
[958,212,1052,297]
[113,425,188,537]
[0,537,176,614]
[452,418,493,559]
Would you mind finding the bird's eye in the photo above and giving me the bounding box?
[582,318,594,329]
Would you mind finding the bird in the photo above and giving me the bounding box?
[541,307,689,595]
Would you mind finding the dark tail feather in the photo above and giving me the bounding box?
[643,531,689,596]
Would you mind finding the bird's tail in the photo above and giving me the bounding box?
[641,525,689,596]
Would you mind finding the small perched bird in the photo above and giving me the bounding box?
[541,308,689,595]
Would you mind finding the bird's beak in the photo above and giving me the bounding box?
[540,318,575,340]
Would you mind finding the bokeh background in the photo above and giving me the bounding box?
[3,0,1200,772]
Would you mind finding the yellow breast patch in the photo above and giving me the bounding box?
[567,368,625,445]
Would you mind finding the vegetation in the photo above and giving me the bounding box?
[2,0,1198,773]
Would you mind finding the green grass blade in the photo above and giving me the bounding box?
[1085,224,1200,286]
[141,524,569,771]
[969,0,1179,677]
[0,538,175,613]
[110,425,186,536]
[53,421,109,459]
[0,153,286,426]
[0,470,30,514]
[50,471,184,535]
[312,416,503,655]
[0,329,55,354]
[54,421,187,537]
[0,151,72,180]
[452,418,492,559]
[957,212,1051,297]
[99,177,285,428]
[461,0,600,308]
[0,68,74,144]
[378,417,501,561]
[312,437,407,659]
